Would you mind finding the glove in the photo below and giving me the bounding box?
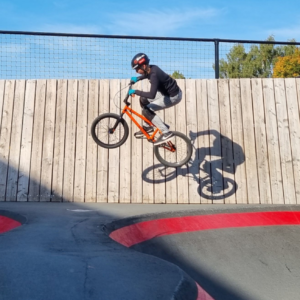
[129,89,136,96]
[130,77,138,83]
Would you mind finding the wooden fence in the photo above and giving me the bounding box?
[0,78,299,204]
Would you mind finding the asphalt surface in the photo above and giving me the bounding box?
[0,202,202,300]
[1,203,300,300]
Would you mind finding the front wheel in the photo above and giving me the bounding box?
[91,113,129,149]
[154,131,193,167]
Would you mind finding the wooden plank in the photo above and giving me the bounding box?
[142,79,155,204]
[28,80,46,201]
[97,79,109,203]
[262,79,284,204]
[40,80,57,202]
[0,80,5,130]
[63,80,78,202]
[294,78,300,204]
[218,79,236,204]
[229,79,248,204]
[73,80,88,202]
[240,79,260,204]
[0,80,15,201]
[207,79,224,201]
[176,79,189,203]
[17,80,36,202]
[274,78,296,204]
[251,79,272,204]
[85,79,99,203]
[119,79,131,203]
[131,80,143,203]
[164,94,177,204]
[107,79,120,203]
[6,80,26,201]
[185,79,200,204]
[285,78,300,204]
[52,80,67,202]
[196,80,212,204]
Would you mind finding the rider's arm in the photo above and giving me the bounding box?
[134,74,159,99]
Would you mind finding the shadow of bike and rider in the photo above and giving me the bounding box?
[142,129,245,201]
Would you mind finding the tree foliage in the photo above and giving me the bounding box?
[273,49,300,78]
[171,70,185,79]
[218,36,298,78]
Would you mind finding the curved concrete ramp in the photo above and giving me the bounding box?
[107,207,300,300]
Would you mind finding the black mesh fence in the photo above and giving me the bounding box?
[0,31,299,79]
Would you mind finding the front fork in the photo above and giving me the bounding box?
[110,114,125,133]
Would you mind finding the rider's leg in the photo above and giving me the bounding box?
[146,91,182,134]
[134,97,154,138]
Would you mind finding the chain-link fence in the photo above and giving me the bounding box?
[1,31,299,79]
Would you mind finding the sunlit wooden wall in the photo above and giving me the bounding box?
[0,78,299,204]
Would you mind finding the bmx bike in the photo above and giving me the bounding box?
[91,81,193,168]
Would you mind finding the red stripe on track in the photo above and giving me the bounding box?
[196,283,214,300]
[109,211,300,247]
[0,216,22,234]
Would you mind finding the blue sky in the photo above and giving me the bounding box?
[1,0,300,41]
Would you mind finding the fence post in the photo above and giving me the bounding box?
[214,39,220,79]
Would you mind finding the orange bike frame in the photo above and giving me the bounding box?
[122,104,160,142]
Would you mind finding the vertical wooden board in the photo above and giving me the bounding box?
[73,80,88,202]
[207,79,224,202]
[176,79,189,203]
[17,80,36,202]
[185,79,200,204]
[107,79,120,203]
[131,80,143,203]
[119,79,131,203]
[0,80,5,129]
[262,79,284,204]
[97,80,109,203]
[153,109,166,204]
[85,80,99,203]
[240,79,260,204]
[196,79,212,204]
[252,79,272,204]
[297,78,300,114]
[148,84,166,205]
[28,80,46,201]
[52,80,67,202]
[285,78,300,203]
[274,78,296,204]
[63,80,78,202]
[164,100,177,204]
[229,79,248,204]
[6,80,25,201]
[40,80,57,202]
[218,79,236,204]
[141,79,155,204]
[0,80,15,201]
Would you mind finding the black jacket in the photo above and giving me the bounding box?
[134,65,180,99]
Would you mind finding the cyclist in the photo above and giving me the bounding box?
[129,53,182,145]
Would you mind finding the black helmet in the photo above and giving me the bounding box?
[131,53,150,69]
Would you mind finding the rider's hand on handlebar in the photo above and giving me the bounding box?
[129,89,136,96]
[130,77,138,84]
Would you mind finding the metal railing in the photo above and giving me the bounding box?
[1,30,300,79]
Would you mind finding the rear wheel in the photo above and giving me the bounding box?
[154,131,192,167]
[91,113,129,149]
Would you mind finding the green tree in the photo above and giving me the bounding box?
[171,71,185,79]
[218,36,297,78]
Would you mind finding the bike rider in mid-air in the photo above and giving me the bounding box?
[129,53,182,145]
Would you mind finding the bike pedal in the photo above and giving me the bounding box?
[134,135,147,139]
